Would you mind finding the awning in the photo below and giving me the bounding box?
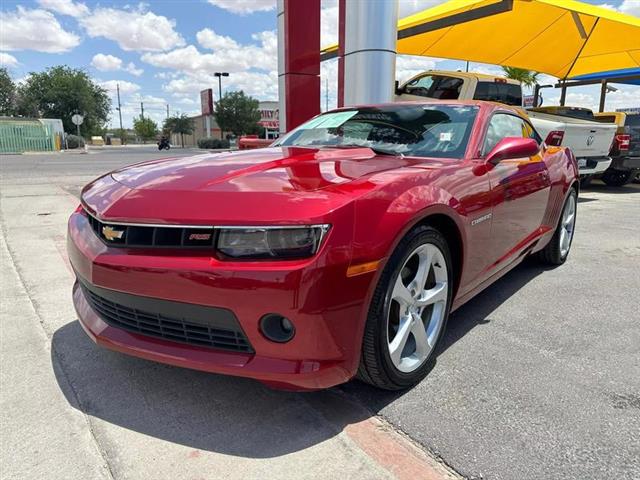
[569,67,640,86]
[322,0,640,79]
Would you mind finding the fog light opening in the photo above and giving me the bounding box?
[260,314,296,343]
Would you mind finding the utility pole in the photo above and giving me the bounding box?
[166,104,169,119]
[325,77,329,112]
[116,83,124,143]
[140,102,144,120]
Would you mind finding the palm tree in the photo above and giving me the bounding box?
[501,66,540,88]
[163,114,194,148]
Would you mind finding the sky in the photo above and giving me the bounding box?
[1,0,639,129]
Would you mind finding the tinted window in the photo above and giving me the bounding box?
[624,113,640,126]
[483,113,538,155]
[403,75,463,100]
[474,82,522,106]
[276,105,479,159]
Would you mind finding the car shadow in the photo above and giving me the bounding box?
[51,257,549,459]
[581,180,640,195]
[51,321,371,459]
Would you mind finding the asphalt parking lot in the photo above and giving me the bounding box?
[1,146,639,480]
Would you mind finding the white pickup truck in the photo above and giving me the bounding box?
[395,71,617,182]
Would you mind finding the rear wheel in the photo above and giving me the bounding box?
[358,226,452,390]
[538,189,577,265]
[601,169,632,187]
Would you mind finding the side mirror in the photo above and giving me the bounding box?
[486,137,539,165]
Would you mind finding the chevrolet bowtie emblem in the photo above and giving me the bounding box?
[102,225,125,241]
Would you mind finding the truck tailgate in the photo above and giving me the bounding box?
[528,111,616,158]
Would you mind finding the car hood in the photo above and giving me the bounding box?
[110,146,420,193]
[83,146,441,225]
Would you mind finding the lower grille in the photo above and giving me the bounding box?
[79,280,252,353]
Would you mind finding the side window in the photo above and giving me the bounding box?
[474,82,499,102]
[404,75,463,100]
[482,113,528,155]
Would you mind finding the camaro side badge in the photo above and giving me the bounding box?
[471,213,492,226]
[102,225,125,241]
[189,233,212,241]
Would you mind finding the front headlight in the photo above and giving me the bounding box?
[216,225,330,259]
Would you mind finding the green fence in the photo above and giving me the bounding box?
[0,118,56,154]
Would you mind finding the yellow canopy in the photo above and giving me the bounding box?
[322,0,640,79]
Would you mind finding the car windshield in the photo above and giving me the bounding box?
[274,105,479,159]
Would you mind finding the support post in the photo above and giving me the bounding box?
[559,82,567,106]
[342,0,398,106]
[599,80,607,113]
[277,0,321,134]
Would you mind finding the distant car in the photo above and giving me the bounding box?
[68,101,579,391]
[595,111,640,186]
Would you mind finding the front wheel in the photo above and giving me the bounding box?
[358,226,452,390]
[538,189,577,265]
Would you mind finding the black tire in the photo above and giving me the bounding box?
[358,225,453,390]
[601,169,632,187]
[538,189,577,266]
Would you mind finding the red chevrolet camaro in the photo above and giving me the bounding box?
[68,101,578,391]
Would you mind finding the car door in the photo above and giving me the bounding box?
[483,112,551,270]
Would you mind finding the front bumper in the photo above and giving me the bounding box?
[68,209,375,390]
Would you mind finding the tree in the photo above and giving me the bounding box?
[214,91,260,137]
[133,116,158,143]
[501,66,540,88]
[16,66,110,136]
[0,68,17,116]
[163,114,194,147]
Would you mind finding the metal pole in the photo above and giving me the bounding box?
[166,104,169,118]
[140,102,144,120]
[343,0,398,105]
[559,82,567,106]
[117,83,124,143]
[599,80,607,113]
[465,61,469,72]
[218,76,223,103]
[77,123,80,137]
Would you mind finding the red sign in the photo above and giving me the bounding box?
[200,89,213,115]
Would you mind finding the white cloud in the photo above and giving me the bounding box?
[98,80,141,95]
[398,0,446,18]
[37,0,90,17]
[142,29,276,74]
[599,0,640,16]
[91,53,122,71]
[207,0,276,15]
[0,52,19,68]
[197,29,240,51]
[0,7,80,53]
[91,53,144,76]
[80,6,185,52]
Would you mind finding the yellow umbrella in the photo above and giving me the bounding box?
[322,0,640,79]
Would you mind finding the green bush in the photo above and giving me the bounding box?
[66,134,85,149]
[197,138,230,149]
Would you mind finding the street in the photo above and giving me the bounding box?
[1,146,639,480]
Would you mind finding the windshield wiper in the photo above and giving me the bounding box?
[332,144,405,157]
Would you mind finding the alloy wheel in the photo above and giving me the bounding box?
[559,194,576,258]
[387,243,448,373]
